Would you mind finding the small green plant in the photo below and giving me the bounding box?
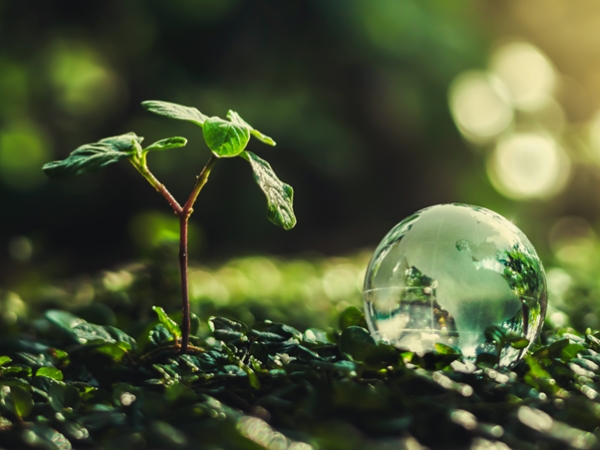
[42,101,296,353]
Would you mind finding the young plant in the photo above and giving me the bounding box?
[42,101,296,353]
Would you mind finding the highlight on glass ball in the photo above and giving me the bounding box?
[363,203,547,366]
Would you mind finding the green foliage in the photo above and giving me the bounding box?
[143,136,188,153]
[42,133,142,179]
[36,367,64,381]
[2,304,600,449]
[227,110,276,146]
[241,150,296,230]
[153,305,182,341]
[141,100,207,126]
[202,116,251,158]
[339,305,368,330]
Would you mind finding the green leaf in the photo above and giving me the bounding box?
[45,310,87,337]
[152,306,182,340]
[434,343,459,355]
[339,306,368,330]
[27,425,72,450]
[510,338,530,349]
[5,385,33,419]
[240,151,296,230]
[36,367,64,381]
[561,343,586,362]
[43,132,142,180]
[142,100,207,126]
[0,356,11,366]
[93,343,128,362]
[227,110,276,146]
[144,136,188,153]
[338,326,377,362]
[202,116,250,158]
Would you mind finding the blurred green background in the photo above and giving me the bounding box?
[3,0,600,331]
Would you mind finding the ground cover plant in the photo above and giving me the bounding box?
[1,296,600,450]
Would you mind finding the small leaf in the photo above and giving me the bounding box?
[434,343,459,355]
[93,343,128,362]
[209,316,247,333]
[0,356,11,366]
[43,133,142,180]
[152,306,182,340]
[339,306,368,330]
[203,116,250,158]
[144,136,188,153]
[142,100,207,126]
[561,343,586,362]
[510,338,530,350]
[241,151,296,230]
[240,363,261,390]
[36,367,64,381]
[338,326,377,362]
[227,110,276,146]
[6,385,34,419]
[28,424,72,450]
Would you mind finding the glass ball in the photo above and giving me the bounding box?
[363,204,547,366]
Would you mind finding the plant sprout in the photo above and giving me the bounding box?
[42,100,296,353]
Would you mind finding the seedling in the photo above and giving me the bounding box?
[42,100,296,353]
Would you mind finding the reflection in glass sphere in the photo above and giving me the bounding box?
[363,204,547,366]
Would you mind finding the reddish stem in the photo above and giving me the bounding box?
[179,215,190,352]
[133,154,218,354]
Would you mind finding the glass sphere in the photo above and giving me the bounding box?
[363,204,547,366]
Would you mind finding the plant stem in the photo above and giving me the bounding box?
[132,153,218,354]
[179,155,218,353]
[183,155,218,214]
[179,214,190,352]
[131,156,182,214]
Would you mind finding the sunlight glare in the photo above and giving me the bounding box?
[490,42,556,112]
[487,132,569,199]
[449,71,513,142]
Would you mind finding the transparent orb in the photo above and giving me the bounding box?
[364,204,547,366]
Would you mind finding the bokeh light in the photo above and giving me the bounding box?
[48,41,124,116]
[0,59,28,119]
[487,132,570,200]
[0,121,51,190]
[448,71,513,143]
[8,236,33,263]
[588,109,600,157]
[490,42,556,112]
[129,210,203,253]
[548,216,596,266]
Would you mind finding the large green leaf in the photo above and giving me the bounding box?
[142,100,207,126]
[241,151,296,230]
[202,116,250,158]
[43,132,142,180]
[227,110,276,146]
[45,310,87,337]
[144,136,187,153]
